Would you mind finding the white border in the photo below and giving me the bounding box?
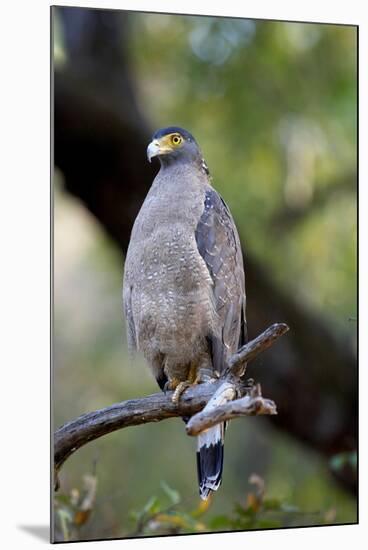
[1,1,365,548]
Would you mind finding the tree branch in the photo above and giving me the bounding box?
[54,323,288,486]
[227,322,289,375]
[186,383,277,436]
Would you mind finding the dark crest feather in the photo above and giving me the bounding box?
[152,126,197,143]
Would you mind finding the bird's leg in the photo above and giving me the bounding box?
[172,381,191,404]
[163,377,181,395]
[171,363,200,404]
[172,359,219,403]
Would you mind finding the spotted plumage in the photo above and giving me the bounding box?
[123,126,246,499]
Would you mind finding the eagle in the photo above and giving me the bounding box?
[123,127,246,499]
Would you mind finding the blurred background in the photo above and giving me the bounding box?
[52,6,357,542]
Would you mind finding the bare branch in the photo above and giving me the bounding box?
[227,322,289,376]
[54,380,225,476]
[54,323,289,485]
[186,384,277,436]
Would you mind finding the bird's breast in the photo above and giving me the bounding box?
[128,224,215,354]
[124,171,216,354]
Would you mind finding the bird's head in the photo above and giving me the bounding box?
[147,126,204,168]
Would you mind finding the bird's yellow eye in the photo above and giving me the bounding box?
[171,134,182,146]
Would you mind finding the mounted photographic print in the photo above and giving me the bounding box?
[52,5,358,543]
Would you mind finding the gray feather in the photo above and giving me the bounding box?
[195,188,247,366]
[123,128,246,500]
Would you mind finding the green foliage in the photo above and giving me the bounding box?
[127,480,207,536]
[54,471,98,542]
[55,468,349,541]
[113,474,340,538]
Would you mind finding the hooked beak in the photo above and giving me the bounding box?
[147,140,161,162]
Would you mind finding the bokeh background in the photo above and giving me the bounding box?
[52,6,357,542]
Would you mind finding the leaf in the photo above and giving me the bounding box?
[57,508,73,523]
[79,473,97,511]
[191,494,212,518]
[160,481,181,505]
[74,509,91,526]
[147,511,206,534]
[128,510,139,522]
[178,512,207,532]
[57,508,73,542]
[142,495,161,516]
[54,494,72,506]
[153,512,187,529]
[246,493,261,512]
[133,495,161,525]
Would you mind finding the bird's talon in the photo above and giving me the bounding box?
[172,381,191,404]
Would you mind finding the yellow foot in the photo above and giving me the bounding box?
[172,381,191,404]
[170,370,216,404]
[163,377,180,394]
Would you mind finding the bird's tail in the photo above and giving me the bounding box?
[196,422,225,500]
